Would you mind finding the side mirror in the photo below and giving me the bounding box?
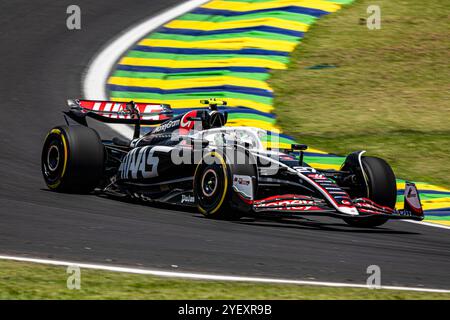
[291,144,308,151]
[291,144,308,165]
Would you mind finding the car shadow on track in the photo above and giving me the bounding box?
[56,191,418,235]
[232,217,419,235]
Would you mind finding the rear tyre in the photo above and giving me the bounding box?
[343,156,397,228]
[41,125,104,193]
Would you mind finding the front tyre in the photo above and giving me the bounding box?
[343,156,397,228]
[194,151,238,220]
[41,125,104,193]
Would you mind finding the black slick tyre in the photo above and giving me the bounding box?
[41,125,104,193]
[343,156,397,228]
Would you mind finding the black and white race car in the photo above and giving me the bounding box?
[41,99,424,227]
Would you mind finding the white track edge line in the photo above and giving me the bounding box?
[83,0,210,139]
[404,220,450,230]
[1,255,449,293]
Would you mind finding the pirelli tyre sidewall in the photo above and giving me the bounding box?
[41,125,104,193]
[194,148,257,219]
[194,151,232,219]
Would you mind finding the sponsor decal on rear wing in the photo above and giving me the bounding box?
[65,99,173,125]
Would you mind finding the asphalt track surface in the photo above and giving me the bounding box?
[0,0,449,289]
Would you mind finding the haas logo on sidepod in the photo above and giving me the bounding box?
[118,146,159,180]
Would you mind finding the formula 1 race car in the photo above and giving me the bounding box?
[41,99,424,227]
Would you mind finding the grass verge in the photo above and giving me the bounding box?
[0,260,449,299]
[270,0,449,186]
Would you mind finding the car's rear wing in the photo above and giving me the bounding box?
[65,99,173,124]
[65,99,173,138]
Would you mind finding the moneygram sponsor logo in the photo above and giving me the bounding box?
[254,199,316,210]
[153,119,180,133]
